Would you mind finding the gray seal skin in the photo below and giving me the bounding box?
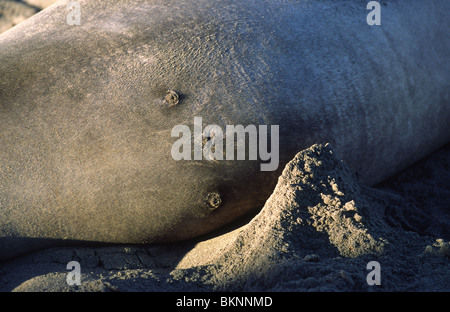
[0,0,449,261]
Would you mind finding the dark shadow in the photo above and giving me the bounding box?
[0,236,199,291]
[375,142,450,239]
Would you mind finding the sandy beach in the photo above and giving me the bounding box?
[0,142,448,292]
[0,0,448,293]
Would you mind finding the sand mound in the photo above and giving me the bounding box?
[1,143,448,292]
[174,144,388,289]
[0,1,448,293]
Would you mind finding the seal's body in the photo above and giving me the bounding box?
[0,0,449,261]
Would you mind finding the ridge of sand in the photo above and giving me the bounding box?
[1,143,448,292]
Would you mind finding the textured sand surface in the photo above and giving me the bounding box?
[1,143,448,292]
[0,1,448,292]
[0,0,57,33]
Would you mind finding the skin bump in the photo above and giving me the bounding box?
[205,193,222,210]
[164,90,180,107]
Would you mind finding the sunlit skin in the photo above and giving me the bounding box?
[0,0,449,262]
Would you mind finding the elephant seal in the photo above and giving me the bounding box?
[0,0,449,261]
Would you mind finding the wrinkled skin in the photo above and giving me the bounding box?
[0,0,449,261]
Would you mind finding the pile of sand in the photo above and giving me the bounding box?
[0,2,448,291]
[1,143,448,292]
